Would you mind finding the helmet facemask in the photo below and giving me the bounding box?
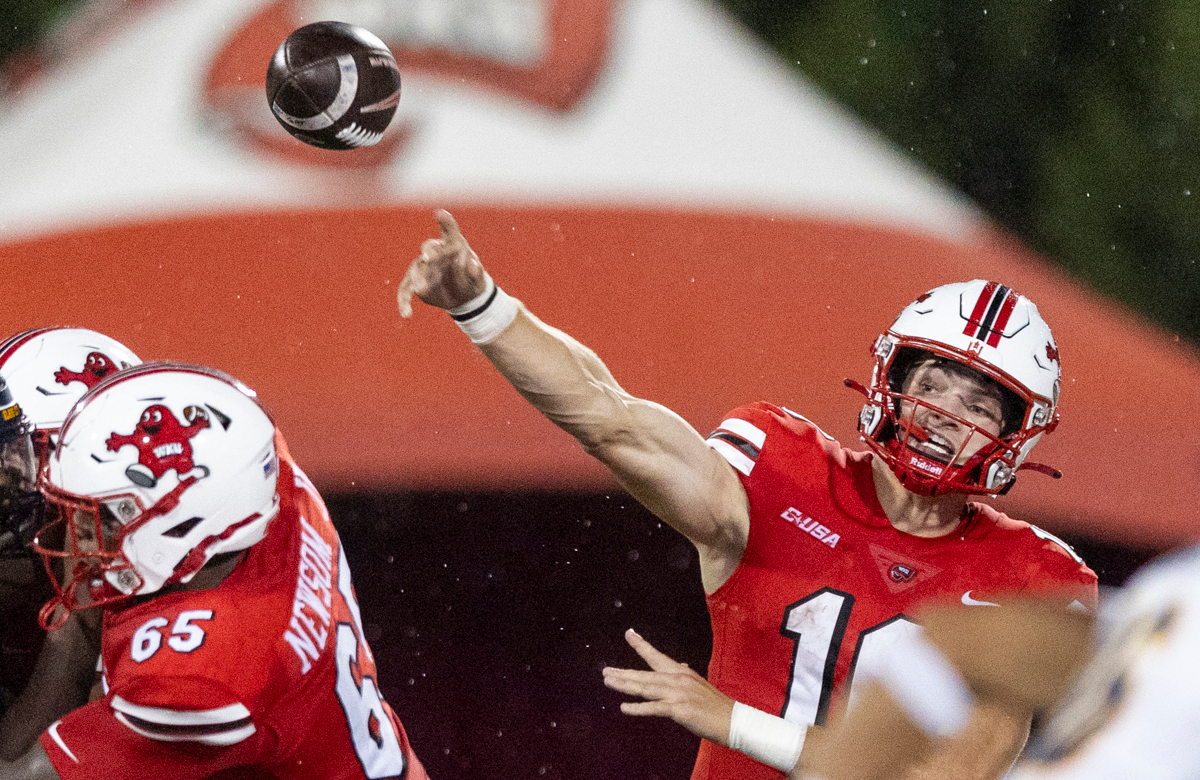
[868,346,1027,495]
[32,486,145,628]
[854,338,1058,497]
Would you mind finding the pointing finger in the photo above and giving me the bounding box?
[435,209,462,243]
[624,628,687,673]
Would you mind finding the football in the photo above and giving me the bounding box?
[266,21,402,150]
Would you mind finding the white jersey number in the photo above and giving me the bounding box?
[333,542,405,779]
[130,610,214,663]
[780,588,919,726]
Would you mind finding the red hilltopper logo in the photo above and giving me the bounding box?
[55,351,119,389]
[106,405,212,488]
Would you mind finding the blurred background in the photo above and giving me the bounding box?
[0,1,1194,778]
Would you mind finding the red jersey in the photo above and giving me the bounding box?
[699,403,1098,780]
[39,451,428,780]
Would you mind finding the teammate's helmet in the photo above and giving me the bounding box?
[0,378,38,556]
[33,363,280,628]
[0,328,141,553]
[852,280,1061,497]
[0,327,142,442]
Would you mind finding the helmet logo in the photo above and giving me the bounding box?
[889,564,916,583]
[54,351,119,389]
[962,282,1018,348]
[106,405,212,488]
[1045,342,1060,363]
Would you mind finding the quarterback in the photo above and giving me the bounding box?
[0,363,427,780]
[398,210,1097,780]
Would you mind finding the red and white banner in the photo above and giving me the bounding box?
[0,0,1196,547]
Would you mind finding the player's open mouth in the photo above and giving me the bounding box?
[907,431,956,463]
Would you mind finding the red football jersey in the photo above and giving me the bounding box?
[39,447,428,780]
[698,403,1098,780]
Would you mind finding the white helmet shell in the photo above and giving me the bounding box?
[0,328,142,433]
[886,280,1061,407]
[855,281,1062,496]
[41,363,280,607]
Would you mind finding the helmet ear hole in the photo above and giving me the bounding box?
[163,516,204,539]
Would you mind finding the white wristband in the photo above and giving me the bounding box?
[727,702,806,773]
[866,631,974,739]
[448,273,519,344]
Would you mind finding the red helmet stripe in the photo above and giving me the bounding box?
[962,281,998,339]
[0,327,56,366]
[985,289,1019,347]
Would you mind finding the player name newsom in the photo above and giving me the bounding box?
[283,516,336,674]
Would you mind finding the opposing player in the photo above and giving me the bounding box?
[0,363,427,780]
[801,542,1200,780]
[0,328,142,759]
[397,210,1098,780]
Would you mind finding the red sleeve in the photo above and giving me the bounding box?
[39,697,263,780]
[1022,525,1100,612]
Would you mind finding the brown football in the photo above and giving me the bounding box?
[266,21,402,150]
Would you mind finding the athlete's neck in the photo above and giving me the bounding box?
[160,550,248,596]
[870,456,971,537]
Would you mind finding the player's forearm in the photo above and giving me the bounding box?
[0,615,97,760]
[0,743,60,780]
[898,702,1030,780]
[478,307,637,447]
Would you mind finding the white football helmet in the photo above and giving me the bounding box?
[848,280,1062,496]
[0,328,141,554]
[0,327,142,439]
[33,363,280,627]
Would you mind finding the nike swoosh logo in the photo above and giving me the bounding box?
[47,720,80,764]
[961,590,1000,607]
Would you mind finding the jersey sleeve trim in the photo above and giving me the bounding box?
[110,696,256,746]
[706,417,767,476]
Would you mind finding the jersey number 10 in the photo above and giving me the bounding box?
[781,587,920,726]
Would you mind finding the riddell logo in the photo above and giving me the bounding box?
[907,453,945,476]
[204,0,617,168]
[780,507,840,548]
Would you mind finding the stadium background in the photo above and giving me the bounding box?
[0,1,1192,778]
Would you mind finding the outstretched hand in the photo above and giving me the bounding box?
[602,628,735,745]
[397,209,488,317]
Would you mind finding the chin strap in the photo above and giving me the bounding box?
[1018,461,1062,479]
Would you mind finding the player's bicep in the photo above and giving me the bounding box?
[596,397,749,552]
[39,699,257,780]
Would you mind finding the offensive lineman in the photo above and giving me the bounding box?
[0,363,428,780]
[397,210,1098,780]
